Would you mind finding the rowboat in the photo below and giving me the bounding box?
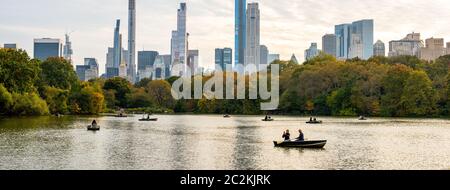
[262,118,274,121]
[139,118,158,121]
[306,121,322,124]
[87,125,100,131]
[223,114,231,118]
[273,140,327,148]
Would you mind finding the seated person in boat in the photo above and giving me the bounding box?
[295,129,304,141]
[265,115,269,120]
[310,117,313,122]
[282,130,291,141]
[92,120,97,126]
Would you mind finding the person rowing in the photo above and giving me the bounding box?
[295,129,305,141]
[282,130,291,141]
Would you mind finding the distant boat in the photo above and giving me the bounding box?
[87,125,100,131]
[306,120,322,124]
[358,116,367,120]
[223,114,231,118]
[273,140,327,148]
[262,117,274,122]
[139,118,158,121]
[115,114,128,118]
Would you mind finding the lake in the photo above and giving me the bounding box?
[0,115,449,170]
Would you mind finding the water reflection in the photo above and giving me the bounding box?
[0,116,450,170]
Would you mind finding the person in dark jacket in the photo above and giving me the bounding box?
[92,120,97,126]
[282,130,291,141]
[296,129,305,141]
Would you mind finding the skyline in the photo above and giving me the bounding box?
[2,0,450,74]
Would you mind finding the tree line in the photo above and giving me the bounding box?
[1,48,450,117]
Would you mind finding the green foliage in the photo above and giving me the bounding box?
[103,77,132,108]
[70,83,105,115]
[43,86,69,114]
[0,84,13,114]
[0,48,40,93]
[127,87,153,108]
[10,92,49,116]
[146,80,175,109]
[39,57,79,91]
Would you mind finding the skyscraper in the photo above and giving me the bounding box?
[259,45,268,67]
[33,38,62,61]
[187,50,199,75]
[420,37,446,61]
[388,32,423,57]
[335,20,374,60]
[128,0,136,83]
[373,40,385,56]
[335,24,351,59]
[63,33,73,62]
[76,58,99,81]
[215,48,233,71]
[113,19,122,68]
[245,2,260,72]
[267,54,280,64]
[171,3,188,77]
[137,51,159,81]
[322,34,337,57]
[3,43,17,49]
[305,43,319,61]
[349,19,374,59]
[235,0,246,72]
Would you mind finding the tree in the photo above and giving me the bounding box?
[127,87,153,108]
[380,64,413,116]
[146,80,174,108]
[0,48,40,93]
[43,86,69,114]
[10,92,49,116]
[103,77,132,108]
[400,70,438,116]
[39,57,79,91]
[71,84,104,115]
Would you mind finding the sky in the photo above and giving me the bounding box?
[1,0,450,74]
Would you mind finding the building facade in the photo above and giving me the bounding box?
[235,0,246,72]
[305,43,319,61]
[420,37,446,61]
[245,2,260,72]
[260,45,268,67]
[33,38,62,61]
[187,50,199,75]
[267,54,280,64]
[215,48,233,71]
[335,24,351,59]
[373,40,385,56]
[322,34,337,57]
[76,58,99,81]
[137,51,159,81]
[4,43,17,49]
[388,32,423,57]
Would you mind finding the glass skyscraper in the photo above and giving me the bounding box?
[322,34,337,57]
[235,0,246,72]
[215,48,233,71]
[335,19,374,60]
[33,38,62,61]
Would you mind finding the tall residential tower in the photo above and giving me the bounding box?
[128,0,137,83]
[235,0,246,72]
[245,2,260,72]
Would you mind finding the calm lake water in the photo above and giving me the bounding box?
[0,115,449,170]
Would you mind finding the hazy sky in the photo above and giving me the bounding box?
[1,0,450,73]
